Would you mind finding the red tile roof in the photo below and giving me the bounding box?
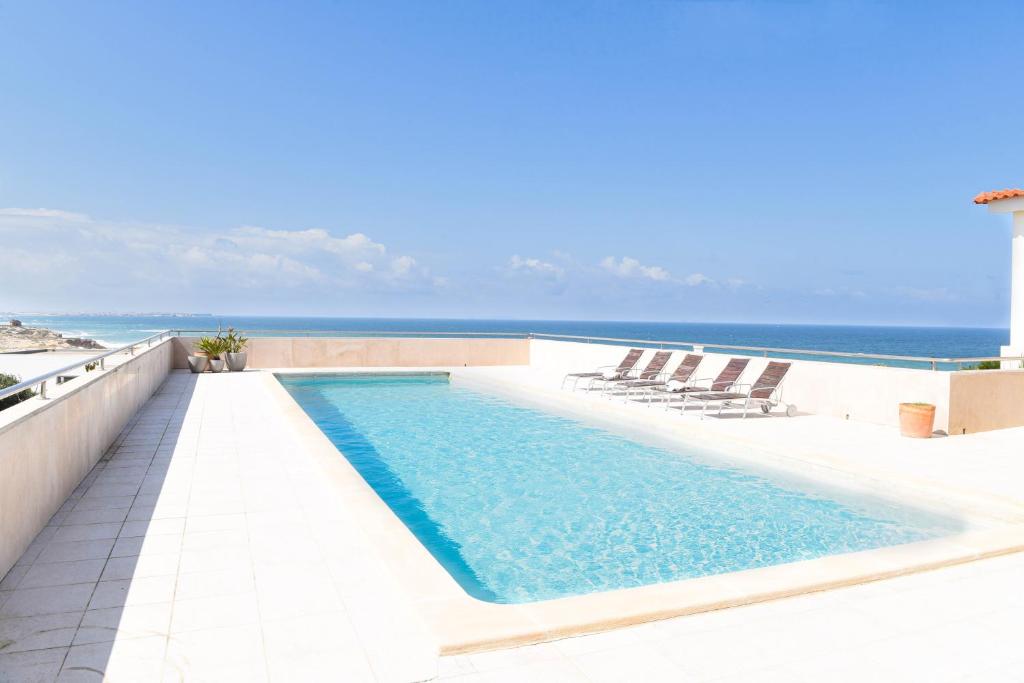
[974,189,1024,204]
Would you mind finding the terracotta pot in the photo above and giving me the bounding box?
[899,403,935,438]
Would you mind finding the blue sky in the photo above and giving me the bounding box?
[1,1,1022,327]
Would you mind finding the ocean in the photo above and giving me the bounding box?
[4,314,1007,366]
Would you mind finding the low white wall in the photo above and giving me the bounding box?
[529,340,952,430]
[0,340,173,578]
[170,336,530,369]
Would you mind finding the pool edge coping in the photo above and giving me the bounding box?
[259,369,1024,655]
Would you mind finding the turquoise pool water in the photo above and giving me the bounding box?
[279,374,961,604]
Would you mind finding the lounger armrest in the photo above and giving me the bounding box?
[726,383,751,393]
[750,385,782,402]
[690,377,716,389]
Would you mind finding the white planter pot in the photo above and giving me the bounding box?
[226,352,248,372]
[187,355,208,373]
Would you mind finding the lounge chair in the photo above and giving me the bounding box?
[600,350,673,396]
[620,353,704,401]
[682,361,791,418]
[561,348,644,391]
[653,357,751,409]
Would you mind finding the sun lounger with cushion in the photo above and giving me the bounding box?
[620,353,704,401]
[682,361,792,418]
[561,348,644,391]
[652,357,751,409]
[600,351,673,395]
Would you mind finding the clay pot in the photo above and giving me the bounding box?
[899,403,935,438]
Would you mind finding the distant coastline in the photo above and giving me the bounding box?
[0,321,105,353]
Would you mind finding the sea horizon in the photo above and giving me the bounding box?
[4,312,1010,360]
[2,310,1010,332]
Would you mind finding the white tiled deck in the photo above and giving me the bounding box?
[0,371,435,682]
[2,369,1024,681]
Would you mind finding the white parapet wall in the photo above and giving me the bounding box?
[0,340,174,578]
[529,339,955,430]
[170,336,530,369]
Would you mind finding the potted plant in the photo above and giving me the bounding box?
[196,336,227,372]
[899,402,936,438]
[224,328,249,372]
[187,342,209,374]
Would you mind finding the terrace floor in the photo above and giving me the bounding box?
[2,368,1024,681]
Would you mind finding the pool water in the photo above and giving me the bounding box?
[279,374,961,604]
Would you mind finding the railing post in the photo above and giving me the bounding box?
[100,357,105,370]
[129,345,135,356]
[38,380,47,400]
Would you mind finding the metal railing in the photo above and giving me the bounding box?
[175,329,1018,371]
[528,333,1022,371]
[172,329,531,338]
[2,327,1018,407]
[0,330,174,403]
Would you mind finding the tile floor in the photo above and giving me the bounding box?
[2,369,1024,682]
[0,371,435,682]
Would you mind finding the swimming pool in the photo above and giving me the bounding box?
[278,373,962,604]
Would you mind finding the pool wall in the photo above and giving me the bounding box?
[265,370,1024,654]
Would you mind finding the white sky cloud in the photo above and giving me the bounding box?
[0,207,91,221]
[0,208,438,311]
[600,256,671,282]
[508,255,565,278]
